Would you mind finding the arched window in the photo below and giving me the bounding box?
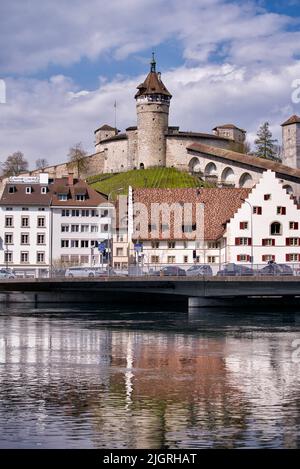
[140,163,144,170]
[270,222,282,236]
[188,157,201,173]
[221,167,235,185]
[283,185,293,195]
[204,162,217,176]
[239,172,253,188]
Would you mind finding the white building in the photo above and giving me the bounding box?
[0,174,113,276]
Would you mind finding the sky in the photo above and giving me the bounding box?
[1,0,300,168]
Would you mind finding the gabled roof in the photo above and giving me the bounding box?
[94,124,119,134]
[51,178,108,206]
[187,142,300,180]
[135,72,172,99]
[213,124,246,133]
[0,183,52,206]
[281,115,300,126]
[132,187,251,240]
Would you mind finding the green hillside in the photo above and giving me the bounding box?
[88,167,208,198]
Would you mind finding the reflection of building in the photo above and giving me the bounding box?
[129,170,300,267]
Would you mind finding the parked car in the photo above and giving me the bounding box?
[258,262,294,276]
[0,268,16,279]
[94,267,117,277]
[217,263,254,276]
[186,265,213,277]
[65,267,98,278]
[152,266,187,277]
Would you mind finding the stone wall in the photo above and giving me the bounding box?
[102,139,129,173]
[282,123,300,169]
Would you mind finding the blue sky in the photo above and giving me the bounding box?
[1,0,300,166]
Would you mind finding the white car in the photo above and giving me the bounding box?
[0,268,16,279]
[65,267,97,278]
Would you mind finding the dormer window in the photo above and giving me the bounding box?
[41,187,47,194]
[25,187,32,194]
[58,194,68,201]
[75,194,86,201]
[8,186,16,193]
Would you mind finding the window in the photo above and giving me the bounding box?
[80,224,89,232]
[25,187,32,194]
[151,241,160,249]
[151,256,159,264]
[208,242,220,249]
[22,207,29,211]
[21,217,29,228]
[72,210,80,217]
[277,206,286,215]
[101,210,108,218]
[101,224,109,233]
[71,224,79,232]
[162,224,169,232]
[286,254,300,262]
[253,206,262,215]
[61,240,69,248]
[81,240,89,248]
[90,240,98,248]
[20,252,29,263]
[80,255,89,264]
[264,194,271,200]
[38,207,45,211]
[4,233,13,244]
[61,224,69,232]
[149,224,157,232]
[71,240,79,248]
[76,195,85,201]
[168,242,176,249]
[262,255,276,262]
[183,255,188,263]
[21,233,29,245]
[208,256,216,263]
[235,237,252,246]
[240,222,248,230]
[70,255,79,265]
[237,255,251,262]
[58,194,67,201]
[91,210,98,217]
[8,186,15,193]
[37,252,45,263]
[62,209,70,217]
[4,251,12,263]
[270,222,282,236]
[37,217,45,227]
[81,210,89,217]
[61,255,69,263]
[167,256,176,264]
[117,235,124,242]
[116,248,123,256]
[5,216,13,227]
[290,222,299,230]
[91,225,98,233]
[41,187,47,194]
[262,239,275,246]
[286,238,299,246]
[5,207,13,211]
[182,225,193,233]
[37,234,45,245]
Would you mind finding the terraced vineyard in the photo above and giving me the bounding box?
[88,167,208,198]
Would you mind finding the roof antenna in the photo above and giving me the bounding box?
[150,51,156,73]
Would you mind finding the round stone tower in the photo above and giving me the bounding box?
[135,54,172,169]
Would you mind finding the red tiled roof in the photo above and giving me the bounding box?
[281,115,300,126]
[132,187,251,240]
[187,142,300,180]
[135,71,172,98]
[0,184,52,206]
[51,178,108,206]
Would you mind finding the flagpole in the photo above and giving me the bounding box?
[114,100,117,134]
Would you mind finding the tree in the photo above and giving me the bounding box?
[1,152,28,177]
[243,140,252,155]
[35,158,49,170]
[68,142,88,178]
[254,122,278,160]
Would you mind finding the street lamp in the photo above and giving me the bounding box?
[241,198,254,267]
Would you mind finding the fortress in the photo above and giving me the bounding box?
[26,54,300,196]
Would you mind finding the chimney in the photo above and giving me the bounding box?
[67,172,74,186]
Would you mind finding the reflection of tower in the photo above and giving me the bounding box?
[135,53,172,169]
[281,115,300,169]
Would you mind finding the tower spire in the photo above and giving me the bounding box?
[150,52,156,73]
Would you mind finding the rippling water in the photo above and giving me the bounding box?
[0,302,300,448]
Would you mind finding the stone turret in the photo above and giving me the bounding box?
[135,53,172,168]
[94,124,118,152]
[281,115,300,169]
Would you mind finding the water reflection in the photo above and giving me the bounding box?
[0,304,299,448]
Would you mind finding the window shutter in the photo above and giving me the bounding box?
[272,255,276,261]
[262,255,266,262]
[262,239,266,246]
[286,254,290,262]
[258,207,262,215]
[282,207,286,215]
[235,238,240,246]
[247,255,251,262]
[248,238,252,246]
[286,238,290,246]
[237,255,241,262]
[295,222,299,230]
[240,222,244,229]
[272,239,275,246]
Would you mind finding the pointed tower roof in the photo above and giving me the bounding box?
[135,53,172,99]
[281,115,300,126]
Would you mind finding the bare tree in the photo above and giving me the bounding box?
[68,142,88,178]
[1,152,28,177]
[35,158,49,170]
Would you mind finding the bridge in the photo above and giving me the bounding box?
[0,276,300,309]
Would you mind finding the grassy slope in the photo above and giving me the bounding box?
[88,167,207,197]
